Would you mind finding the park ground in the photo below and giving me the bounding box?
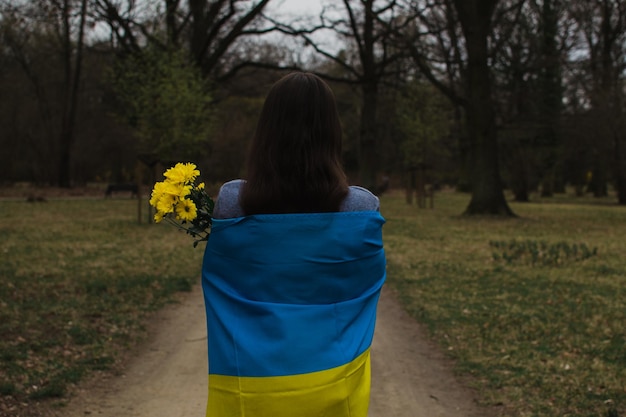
[2,186,624,417]
[49,284,499,417]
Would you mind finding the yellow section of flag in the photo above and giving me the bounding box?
[207,349,371,417]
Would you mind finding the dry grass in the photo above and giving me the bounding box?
[0,197,205,415]
[381,189,626,417]
[1,188,624,417]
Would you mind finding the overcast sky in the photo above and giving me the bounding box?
[262,0,342,56]
[267,0,324,17]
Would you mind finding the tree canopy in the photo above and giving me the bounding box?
[1,0,625,209]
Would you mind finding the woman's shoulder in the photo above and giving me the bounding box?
[213,179,245,219]
[218,179,244,193]
[213,181,379,216]
[341,186,380,212]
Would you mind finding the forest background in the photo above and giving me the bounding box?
[1,0,626,215]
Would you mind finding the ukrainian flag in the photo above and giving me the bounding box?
[201,211,386,417]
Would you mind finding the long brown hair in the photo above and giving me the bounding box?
[240,72,349,215]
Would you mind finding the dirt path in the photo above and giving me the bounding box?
[369,286,490,417]
[57,285,493,417]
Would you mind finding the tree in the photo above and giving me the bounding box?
[93,0,274,79]
[570,0,626,203]
[491,1,539,202]
[535,0,564,196]
[58,0,89,187]
[1,0,89,187]
[489,0,572,201]
[111,47,213,161]
[206,94,264,180]
[397,81,452,202]
[273,0,413,191]
[452,0,514,215]
[402,0,515,215]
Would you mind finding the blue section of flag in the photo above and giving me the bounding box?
[202,211,386,378]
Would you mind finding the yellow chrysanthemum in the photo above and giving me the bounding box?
[164,163,200,184]
[179,185,192,199]
[159,181,183,196]
[154,211,165,223]
[150,163,213,243]
[150,181,168,207]
[156,193,177,214]
[176,198,197,222]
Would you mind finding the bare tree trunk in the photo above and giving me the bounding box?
[590,164,609,197]
[189,0,272,76]
[406,167,416,204]
[359,81,379,191]
[615,134,626,204]
[538,0,562,197]
[58,0,88,187]
[585,0,626,200]
[453,0,514,216]
[356,0,381,192]
[510,147,530,202]
[165,0,180,46]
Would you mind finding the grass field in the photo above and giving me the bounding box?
[0,197,205,414]
[380,189,626,417]
[0,190,624,417]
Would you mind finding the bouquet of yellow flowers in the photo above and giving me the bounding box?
[149,162,214,246]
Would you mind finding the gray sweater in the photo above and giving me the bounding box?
[212,179,379,219]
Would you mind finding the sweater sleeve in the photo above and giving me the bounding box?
[212,179,245,219]
[340,186,380,212]
[212,181,379,219]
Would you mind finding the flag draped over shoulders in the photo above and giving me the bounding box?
[202,211,386,417]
